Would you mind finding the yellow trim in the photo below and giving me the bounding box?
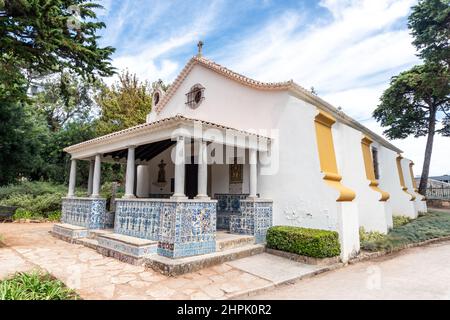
[396,155,416,201]
[409,162,426,201]
[408,162,418,192]
[314,111,356,202]
[361,136,390,201]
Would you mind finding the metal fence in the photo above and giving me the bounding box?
[426,187,450,199]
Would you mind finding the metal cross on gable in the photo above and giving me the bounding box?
[197,41,204,57]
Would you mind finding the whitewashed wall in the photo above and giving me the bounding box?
[334,123,391,234]
[377,147,416,218]
[402,158,427,213]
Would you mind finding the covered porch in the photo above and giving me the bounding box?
[57,116,273,259]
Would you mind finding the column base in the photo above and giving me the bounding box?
[170,194,188,200]
[246,195,259,201]
[122,194,136,199]
[194,194,210,200]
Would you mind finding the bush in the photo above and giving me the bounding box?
[13,208,35,220]
[47,211,62,222]
[0,181,87,218]
[266,226,341,258]
[0,181,66,200]
[393,215,412,228]
[1,193,63,217]
[359,227,390,251]
[0,272,79,300]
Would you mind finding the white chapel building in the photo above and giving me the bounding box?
[57,47,427,262]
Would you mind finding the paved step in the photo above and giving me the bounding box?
[88,229,113,240]
[76,238,99,250]
[51,223,88,241]
[216,232,255,251]
[145,244,265,276]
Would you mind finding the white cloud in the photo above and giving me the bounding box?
[105,0,225,84]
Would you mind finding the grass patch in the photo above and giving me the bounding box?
[0,272,79,300]
[361,211,450,252]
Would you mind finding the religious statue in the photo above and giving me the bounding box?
[229,158,243,184]
[157,160,166,183]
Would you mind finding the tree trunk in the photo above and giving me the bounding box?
[418,108,437,195]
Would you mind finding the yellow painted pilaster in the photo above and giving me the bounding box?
[396,154,416,201]
[314,111,356,202]
[361,136,390,201]
[409,162,426,201]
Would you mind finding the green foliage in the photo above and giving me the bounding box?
[393,215,413,228]
[1,193,62,216]
[0,181,84,218]
[33,72,102,132]
[95,70,153,135]
[266,226,341,258]
[0,0,115,80]
[359,227,387,242]
[47,211,62,222]
[361,211,450,252]
[0,272,79,300]
[0,181,66,200]
[373,63,450,140]
[0,102,48,185]
[38,121,97,184]
[13,208,34,220]
[409,0,450,65]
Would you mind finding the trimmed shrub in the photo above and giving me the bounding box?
[266,226,341,258]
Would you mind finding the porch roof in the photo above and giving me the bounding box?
[64,115,271,160]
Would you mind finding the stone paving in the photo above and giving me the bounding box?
[0,223,324,300]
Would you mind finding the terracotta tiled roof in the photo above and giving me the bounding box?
[154,56,402,153]
[154,56,294,114]
[64,115,270,153]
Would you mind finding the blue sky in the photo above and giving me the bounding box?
[93,0,449,176]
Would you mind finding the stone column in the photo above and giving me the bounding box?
[124,146,136,198]
[87,159,95,196]
[248,148,258,199]
[172,136,186,199]
[91,154,102,198]
[67,159,77,197]
[196,140,209,199]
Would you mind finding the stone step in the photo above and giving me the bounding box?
[88,229,114,240]
[94,233,158,265]
[216,233,255,251]
[51,223,88,241]
[145,244,265,276]
[76,238,99,250]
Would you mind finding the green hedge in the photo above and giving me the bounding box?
[266,226,341,258]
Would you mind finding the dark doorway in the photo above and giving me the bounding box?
[185,162,198,199]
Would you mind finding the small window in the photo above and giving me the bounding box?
[186,84,205,109]
[372,147,380,180]
[153,92,160,105]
